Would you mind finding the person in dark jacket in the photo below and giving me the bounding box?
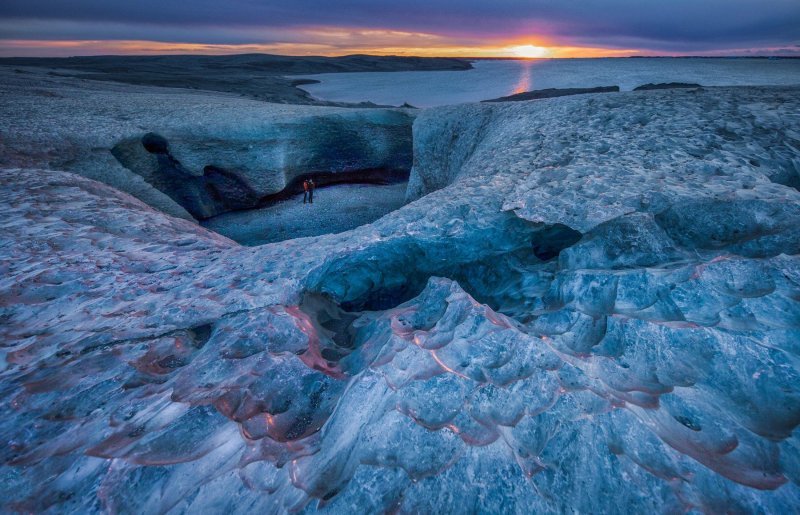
[303,178,315,204]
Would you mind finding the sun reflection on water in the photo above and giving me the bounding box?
[511,59,535,94]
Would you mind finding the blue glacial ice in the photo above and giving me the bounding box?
[1,83,800,513]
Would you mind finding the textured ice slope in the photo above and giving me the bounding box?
[2,86,800,513]
[0,68,413,220]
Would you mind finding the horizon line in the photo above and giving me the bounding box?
[1,52,798,60]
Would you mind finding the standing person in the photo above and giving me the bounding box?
[302,179,310,204]
[307,178,315,204]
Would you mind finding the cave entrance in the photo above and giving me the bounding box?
[112,128,415,247]
[200,170,410,246]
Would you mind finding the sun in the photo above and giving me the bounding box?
[507,44,551,58]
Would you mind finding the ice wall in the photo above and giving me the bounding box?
[0,68,413,221]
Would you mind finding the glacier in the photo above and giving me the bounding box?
[1,79,800,513]
[0,68,414,222]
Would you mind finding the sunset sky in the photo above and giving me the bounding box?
[1,0,799,58]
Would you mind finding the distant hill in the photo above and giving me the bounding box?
[0,54,473,105]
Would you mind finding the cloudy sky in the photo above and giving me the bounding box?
[1,0,799,57]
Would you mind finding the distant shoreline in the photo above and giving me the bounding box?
[0,54,473,106]
[3,53,797,108]
[465,55,800,60]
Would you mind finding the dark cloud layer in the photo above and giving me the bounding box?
[1,0,799,53]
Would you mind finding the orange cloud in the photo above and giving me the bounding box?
[0,37,645,58]
[0,39,341,56]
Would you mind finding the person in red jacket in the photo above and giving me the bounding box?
[302,179,310,204]
[303,178,315,204]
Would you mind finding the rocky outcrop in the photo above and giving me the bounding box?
[634,82,702,90]
[482,85,619,103]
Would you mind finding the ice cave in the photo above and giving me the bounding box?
[1,64,800,513]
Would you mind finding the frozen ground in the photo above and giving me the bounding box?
[202,182,408,245]
[1,85,800,513]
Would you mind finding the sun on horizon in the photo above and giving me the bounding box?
[505,44,551,58]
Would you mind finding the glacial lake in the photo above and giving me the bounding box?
[297,58,800,108]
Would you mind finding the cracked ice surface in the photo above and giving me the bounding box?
[2,86,800,513]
